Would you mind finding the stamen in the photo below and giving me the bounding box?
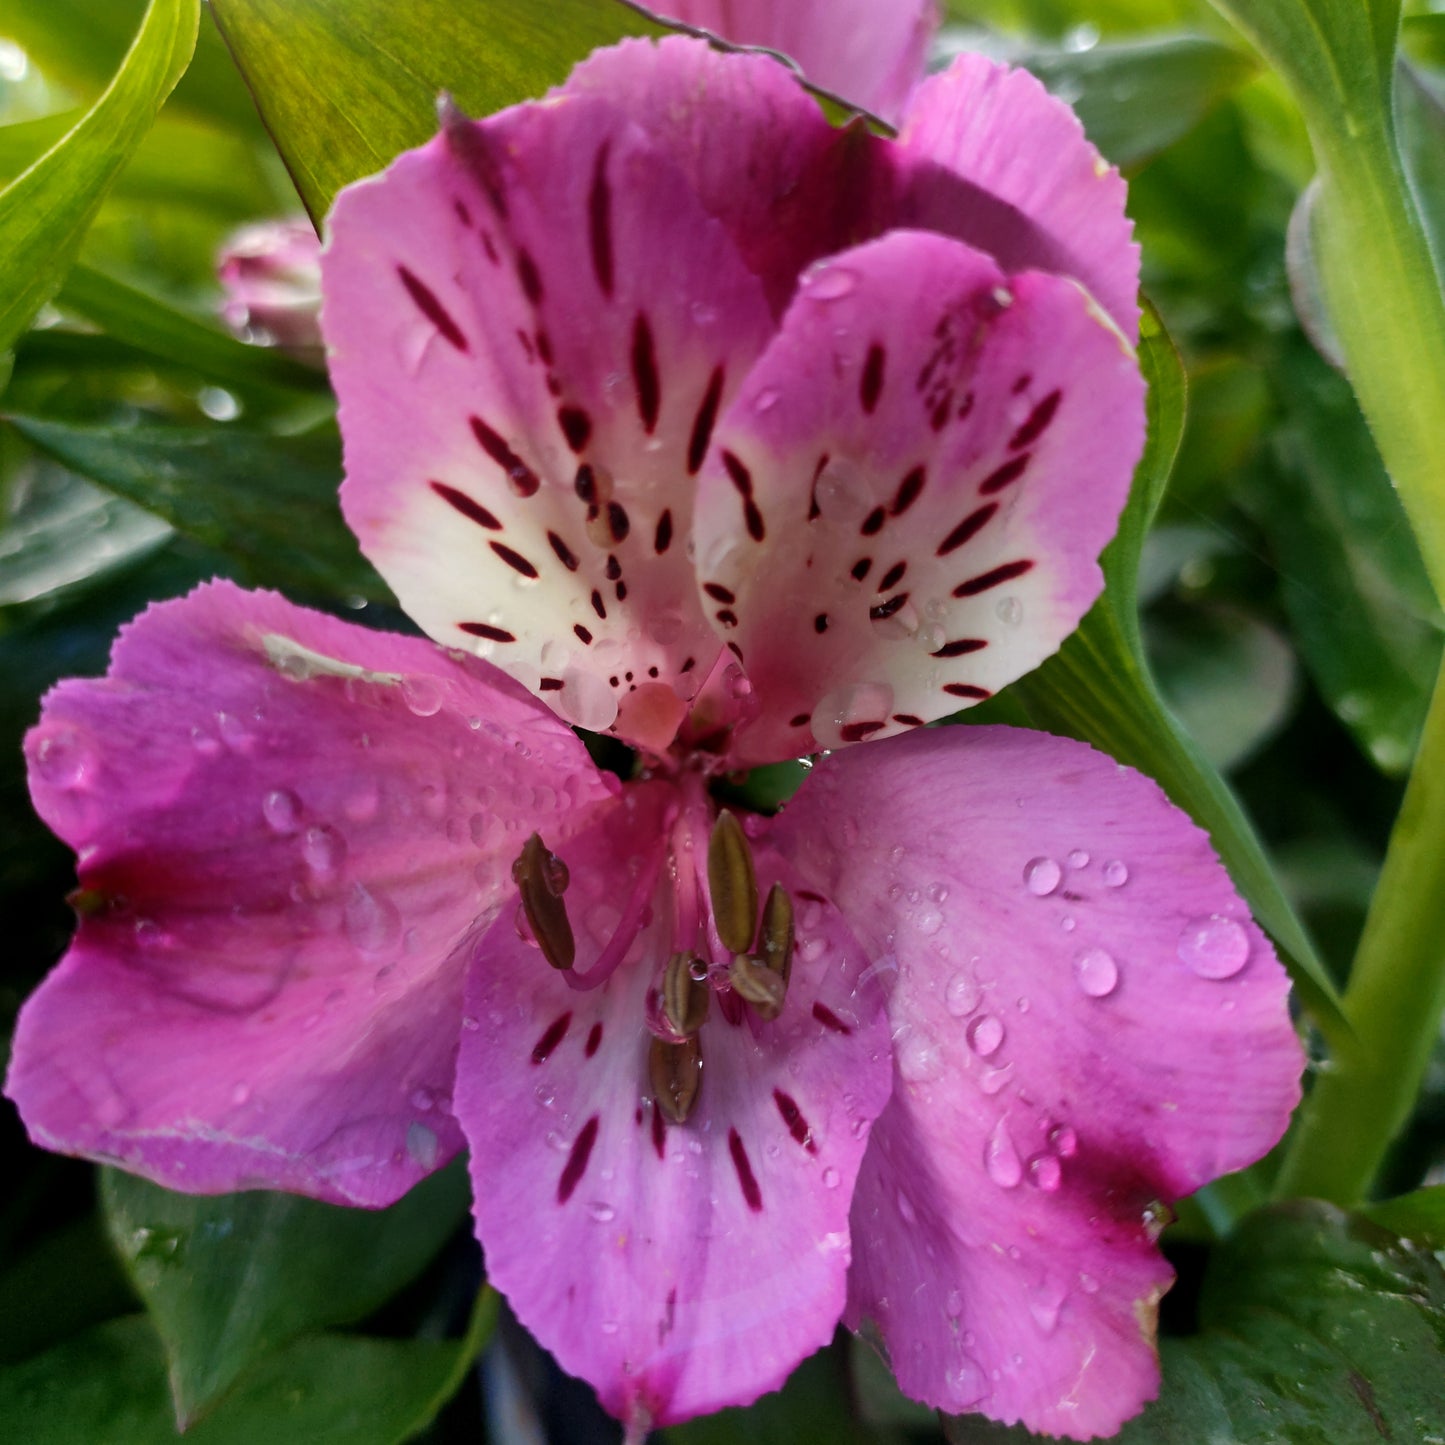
[759,883,795,987]
[512,833,575,970]
[708,810,758,955]
[650,1034,703,1124]
[662,952,710,1037]
[729,952,786,1021]
[561,838,669,993]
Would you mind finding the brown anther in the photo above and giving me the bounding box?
[728,951,786,1021]
[708,810,758,955]
[759,883,795,987]
[512,832,575,970]
[650,1034,703,1124]
[65,887,112,917]
[662,952,710,1037]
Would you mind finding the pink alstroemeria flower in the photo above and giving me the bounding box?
[217,217,324,356]
[654,0,939,122]
[8,37,1303,1441]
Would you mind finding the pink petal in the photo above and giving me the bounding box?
[652,0,938,123]
[694,230,1144,766]
[772,727,1303,1438]
[7,582,614,1206]
[323,91,775,753]
[559,37,883,316]
[455,786,892,1427]
[895,54,1141,341]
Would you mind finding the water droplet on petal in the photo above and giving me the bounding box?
[402,676,444,717]
[556,667,619,732]
[915,908,943,936]
[985,1118,1023,1188]
[947,1357,989,1406]
[262,788,302,835]
[995,595,1023,626]
[1067,849,1090,869]
[979,1062,1014,1096]
[945,1289,964,1318]
[1023,856,1061,896]
[1075,947,1119,998]
[302,824,347,877]
[600,1318,620,1335]
[1048,1123,1078,1157]
[811,681,895,749]
[1028,1153,1062,1192]
[406,1121,439,1168]
[1103,859,1129,887]
[966,1014,1004,1057]
[33,727,94,789]
[647,611,685,646]
[945,973,981,1018]
[822,1166,840,1189]
[754,387,780,413]
[898,1032,942,1083]
[1178,915,1250,979]
[230,1083,251,1106]
[344,884,402,953]
[804,263,859,300]
[897,1191,917,1224]
[587,1201,617,1223]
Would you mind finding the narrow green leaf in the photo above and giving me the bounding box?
[101,1161,470,1422]
[1363,1186,1445,1248]
[0,1296,495,1444]
[1011,34,1258,168]
[1250,341,1444,776]
[1208,0,1445,604]
[208,0,663,224]
[0,0,200,357]
[55,264,325,396]
[988,306,1346,1037]
[7,414,388,605]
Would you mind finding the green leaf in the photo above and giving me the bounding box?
[943,1201,1445,1444]
[207,0,663,224]
[55,264,325,397]
[0,1294,494,1444]
[1364,1186,1445,1249]
[1012,34,1259,168]
[1207,0,1445,604]
[1249,341,1444,777]
[101,1160,470,1422]
[983,305,1347,1038]
[7,414,389,605]
[1119,1202,1445,1441]
[0,0,199,357]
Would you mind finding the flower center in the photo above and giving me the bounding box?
[511,780,796,1125]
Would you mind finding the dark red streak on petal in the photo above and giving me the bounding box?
[892,712,925,725]
[704,583,735,603]
[539,677,564,690]
[944,683,992,699]
[722,451,754,496]
[790,713,810,727]
[937,502,998,556]
[558,406,592,453]
[490,541,539,578]
[953,559,1034,597]
[591,590,607,619]
[460,622,516,642]
[557,1115,600,1204]
[744,499,766,541]
[840,720,886,741]
[891,465,926,516]
[470,416,540,496]
[812,1002,853,1034]
[728,1128,763,1211]
[851,557,872,582]
[548,531,580,571]
[606,501,630,544]
[588,144,614,298]
[861,506,885,537]
[430,480,501,530]
[531,1011,572,1065]
[869,593,908,621]
[574,624,593,645]
[585,1022,603,1058]
[651,1104,667,1161]
[631,314,661,433]
[654,509,674,555]
[877,561,907,592]
[932,638,987,657]
[859,343,886,414]
[1011,389,1061,450]
[516,248,544,305]
[773,1090,817,1153]
[397,266,469,352]
[688,368,726,475]
[979,453,1030,496]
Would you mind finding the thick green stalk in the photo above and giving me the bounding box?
[1278,661,1445,1202]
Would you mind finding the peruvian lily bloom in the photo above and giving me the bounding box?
[217,217,324,357]
[8,36,1303,1442]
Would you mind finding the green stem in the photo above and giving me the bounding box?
[1277,660,1445,1203]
